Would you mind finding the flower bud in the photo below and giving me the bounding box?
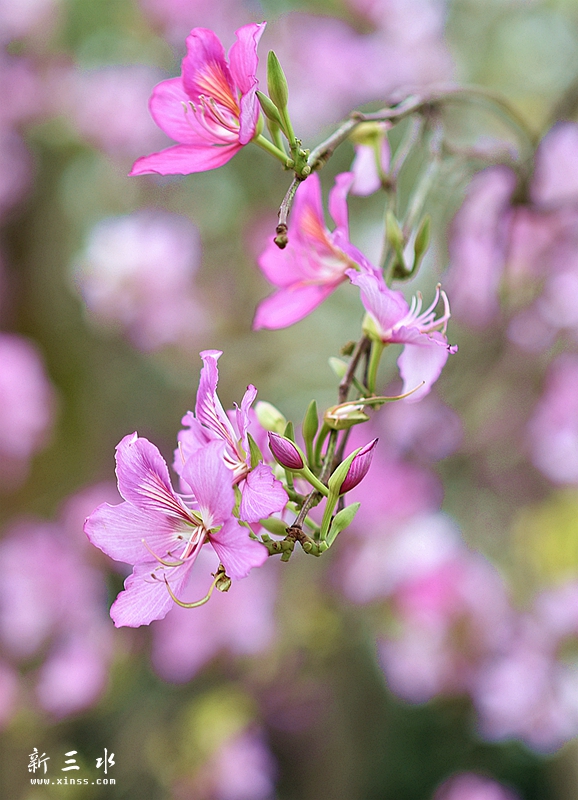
[339,439,378,494]
[267,50,289,112]
[350,120,390,146]
[324,402,370,430]
[256,90,283,125]
[268,432,305,470]
[256,401,287,433]
[386,210,405,254]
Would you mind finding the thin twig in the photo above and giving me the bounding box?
[274,175,304,248]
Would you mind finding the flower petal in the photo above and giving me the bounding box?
[147,77,203,145]
[84,500,188,565]
[328,171,354,231]
[195,350,238,449]
[182,28,235,108]
[228,22,266,95]
[210,519,268,580]
[115,433,190,520]
[253,283,336,329]
[181,440,235,528]
[110,562,191,627]
[397,333,451,402]
[348,269,409,334]
[129,142,241,176]
[239,463,288,523]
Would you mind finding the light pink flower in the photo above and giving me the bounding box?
[528,354,578,484]
[175,350,287,524]
[350,122,391,196]
[432,772,521,800]
[447,122,578,331]
[0,517,113,717]
[130,23,265,176]
[85,434,268,627]
[209,729,277,800]
[348,269,456,401]
[0,333,56,489]
[254,172,377,329]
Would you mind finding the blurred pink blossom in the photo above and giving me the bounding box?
[432,772,521,800]
[209,729,277,800]
[528,353,578,484]
[0,333,56,490]
[72,211,209,351]
[0,517,113,718]
[473,619,578,752]
[350,122,391,196]
[447,123,578,332]
[0,0,60,44]
[378,544,512,702]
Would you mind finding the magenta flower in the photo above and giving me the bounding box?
[339,438,377,494]
[85,434,268,627]
[348,269,456,401]
[175,350,287,523]
[130,23,265,176]
[254,172,378,329]
[267,432,305,471]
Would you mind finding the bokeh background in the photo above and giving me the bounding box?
[3,0,578,798]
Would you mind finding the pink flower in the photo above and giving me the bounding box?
[350,122,391,196]
[0,333,56,490]
[254,172,377,329]
[175,350,287,523]
[85,434,268,627]
[528,354,578,484]
[130,23,265,176]
[348,269,456,401]
[0,517,113,717]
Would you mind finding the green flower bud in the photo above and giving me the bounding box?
[255,400,287,433]
[324,402,370,431]
[267,50,289,112]
[386,210,405,255]
[256,90,283,126]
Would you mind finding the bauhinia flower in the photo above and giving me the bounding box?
[84,434,268,627]
[349,122,391,197]
[130,23,265,176]
[175,350,287,523]
[348,268,457,401]
[254,172,379,329]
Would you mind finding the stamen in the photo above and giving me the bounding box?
[142,538,185,567]
[162,571,221,608]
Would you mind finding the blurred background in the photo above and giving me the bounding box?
[3,0,578,797]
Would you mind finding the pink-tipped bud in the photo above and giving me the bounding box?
[339,439,378,494]
[268,432,305,470]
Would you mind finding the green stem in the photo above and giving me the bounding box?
[366,340,385,395]
[253,134,294,167]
